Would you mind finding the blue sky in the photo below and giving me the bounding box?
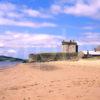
[0,0,100,59]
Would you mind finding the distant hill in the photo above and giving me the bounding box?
[0,55,26,62]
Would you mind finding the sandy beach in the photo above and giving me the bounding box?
[0,60,100,100]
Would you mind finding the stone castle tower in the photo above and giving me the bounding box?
[62,40,78,53]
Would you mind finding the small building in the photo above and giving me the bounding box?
[62,40,78,53]
[94,46,100,51]
[82,51,100,58]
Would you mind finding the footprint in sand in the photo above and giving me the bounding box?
[23,97,31,100]
[37,95,41,97]
[48,90,54,93]
[28,97,31,100]
[66,85,71,88]
[9,87,18,90]
[23,98,26,100]
[76,95,83,99]
[62,93,65,95]
[2,96,5,100]
[56,80,60,82]
[50,81,54,83]
[49,84,53,87]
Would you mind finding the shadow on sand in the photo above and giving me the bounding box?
[31,63,59,71]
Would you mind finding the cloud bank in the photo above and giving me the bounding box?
[0,32,65,48]
[0,2,56,28]
[51,0,100,19]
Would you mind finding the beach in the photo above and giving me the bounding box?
[0,60,100,100]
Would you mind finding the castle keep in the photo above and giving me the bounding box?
[28,40,78,62]
[62,40,78,53]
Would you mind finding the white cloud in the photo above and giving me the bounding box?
[64,0,100,18]
[0,2,52,19]
[78,32,100,45]
[0,32,65,49]
[50,5,62,14]
[81,26,94,30]
[0,17,57,28]
[0,49,17,57]
[0,2,16,11]
[0,3,23,18]
[0,2,57,28]
[0,43,4,47]
[51,0,100,19]
[8,49,17,53]
[1,1,100,20]
[23,9,52,18]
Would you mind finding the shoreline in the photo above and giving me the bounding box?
[0,59,100,70]
[0,62,22,70]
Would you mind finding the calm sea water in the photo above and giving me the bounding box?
[0,61,22,69]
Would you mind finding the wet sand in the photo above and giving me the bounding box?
[0,60,100,100]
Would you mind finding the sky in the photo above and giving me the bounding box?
[0,0,100,59]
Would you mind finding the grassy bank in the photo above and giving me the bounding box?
[29,52,78,62]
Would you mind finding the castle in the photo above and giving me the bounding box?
[62,40,78,53]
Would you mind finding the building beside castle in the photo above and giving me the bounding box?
[62,40,78,53]
[94,46,100,51]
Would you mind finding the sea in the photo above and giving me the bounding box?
[0,61,22,69]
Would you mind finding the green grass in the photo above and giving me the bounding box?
[29,52,78,62]
[83,56,100,60]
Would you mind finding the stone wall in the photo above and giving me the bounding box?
[62,44,77,53]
